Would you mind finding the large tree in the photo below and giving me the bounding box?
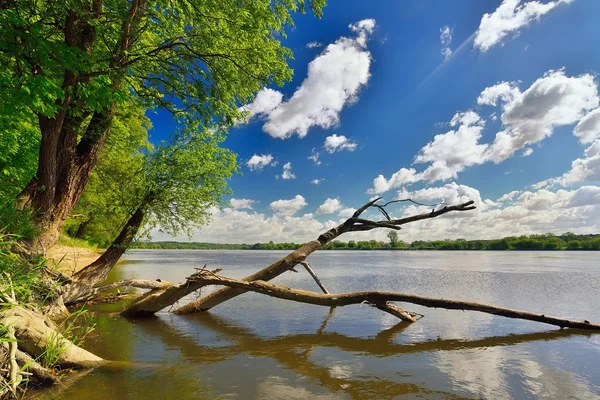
[0,0,325,251]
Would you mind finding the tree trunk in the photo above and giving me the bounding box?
[61,206,145,304]
[75,218,92,239]
[18,107,116,253]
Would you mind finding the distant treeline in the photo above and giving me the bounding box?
[131,232,600,251]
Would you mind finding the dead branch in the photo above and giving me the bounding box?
[180,271,600,330]
[94,279,175,292]
[173,199,476,314]
[299,262,329,294]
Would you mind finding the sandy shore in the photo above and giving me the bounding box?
[46,245,102,275]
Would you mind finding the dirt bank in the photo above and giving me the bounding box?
[46,245,102,275]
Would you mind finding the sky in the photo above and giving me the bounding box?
[152,0,600,244]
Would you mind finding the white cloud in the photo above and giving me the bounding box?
[306,41,323,49]
[474,0,574,52]
[486,69,598,163]
[477,81,520,106]
[316,198,343,215]
[338,208,356,218]
[239,88,284,120]
[270,195,307,216]
[415,111,488,182]
[247,154,276,171]
[440,26,453,61]
[574,108,600,144]
[261,19,375,139]
[229,198,254,210]
[522,147,534,157]
[368,168,420,195]
[497,190,521,202]
[311,178,324,185]
[154,184,600,244]
[537,140,600,187]
[324,134,358,153]
[308,148,321,165]
[368,69,600,194]
[279,162,296,180]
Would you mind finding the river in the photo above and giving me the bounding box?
[36,250,600,399]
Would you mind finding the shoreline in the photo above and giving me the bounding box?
[46,245,103,275]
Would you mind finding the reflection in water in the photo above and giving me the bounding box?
[134,312,595,399]
[30,251,600,399]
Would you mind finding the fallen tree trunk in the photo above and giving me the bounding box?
[174,199,476,314]
[0,306,104,369]
[1,342,58,385]
[172,271,600,330]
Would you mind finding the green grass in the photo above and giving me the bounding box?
[58,233,99,251]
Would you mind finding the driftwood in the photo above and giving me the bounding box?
[182,271,600,330]
[173,199,476,314]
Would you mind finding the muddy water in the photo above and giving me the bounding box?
[37,250,600,399]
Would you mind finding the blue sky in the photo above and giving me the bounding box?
[152,0,600,243]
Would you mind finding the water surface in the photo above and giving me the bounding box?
[38,250,600,399]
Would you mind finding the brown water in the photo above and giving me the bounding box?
[37,250,600,399]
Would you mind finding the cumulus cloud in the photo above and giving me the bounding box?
[416,111,488,182]
[574,108,600,144]
[311,178,324,185]
[154,184,600,244]
[367,69,600,194]
[279,162,296,180]
[308,148,321,166]
[486,69,598,163]
[536,140,600,187]
[316,198,343,214]
[247,154,276,171]
[477,81,520,106]
[440,26,453,61]
[368,168,420,195]
[338,208,357,218]
[324,134,358,153]
[270,195,307,216]
[474,0,574,52]
[260,19,375,139]
[239,88,284,120]
[306,41,323,48]
[229,198,254,210]
[497,190,521,202]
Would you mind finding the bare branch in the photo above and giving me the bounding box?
[184,271,600,330]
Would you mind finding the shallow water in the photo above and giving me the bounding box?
[37,250,600,399]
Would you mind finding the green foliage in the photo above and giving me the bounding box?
[387,231,399,247]
[0,201,38,239]
[0,0,326,129]
[64,99,152,247]
[0,105,39,200]
[141,125,238,237]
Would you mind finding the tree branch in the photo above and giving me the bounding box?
[184,271,600,330]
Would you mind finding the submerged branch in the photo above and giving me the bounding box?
[182,271,600,330]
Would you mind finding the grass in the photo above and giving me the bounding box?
[58,233,99,252]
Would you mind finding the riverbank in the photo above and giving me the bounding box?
[46,244,102,275]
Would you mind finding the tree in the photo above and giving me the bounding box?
[1,0,325,251]
[62,124,237,303]
[64,99,152,246]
